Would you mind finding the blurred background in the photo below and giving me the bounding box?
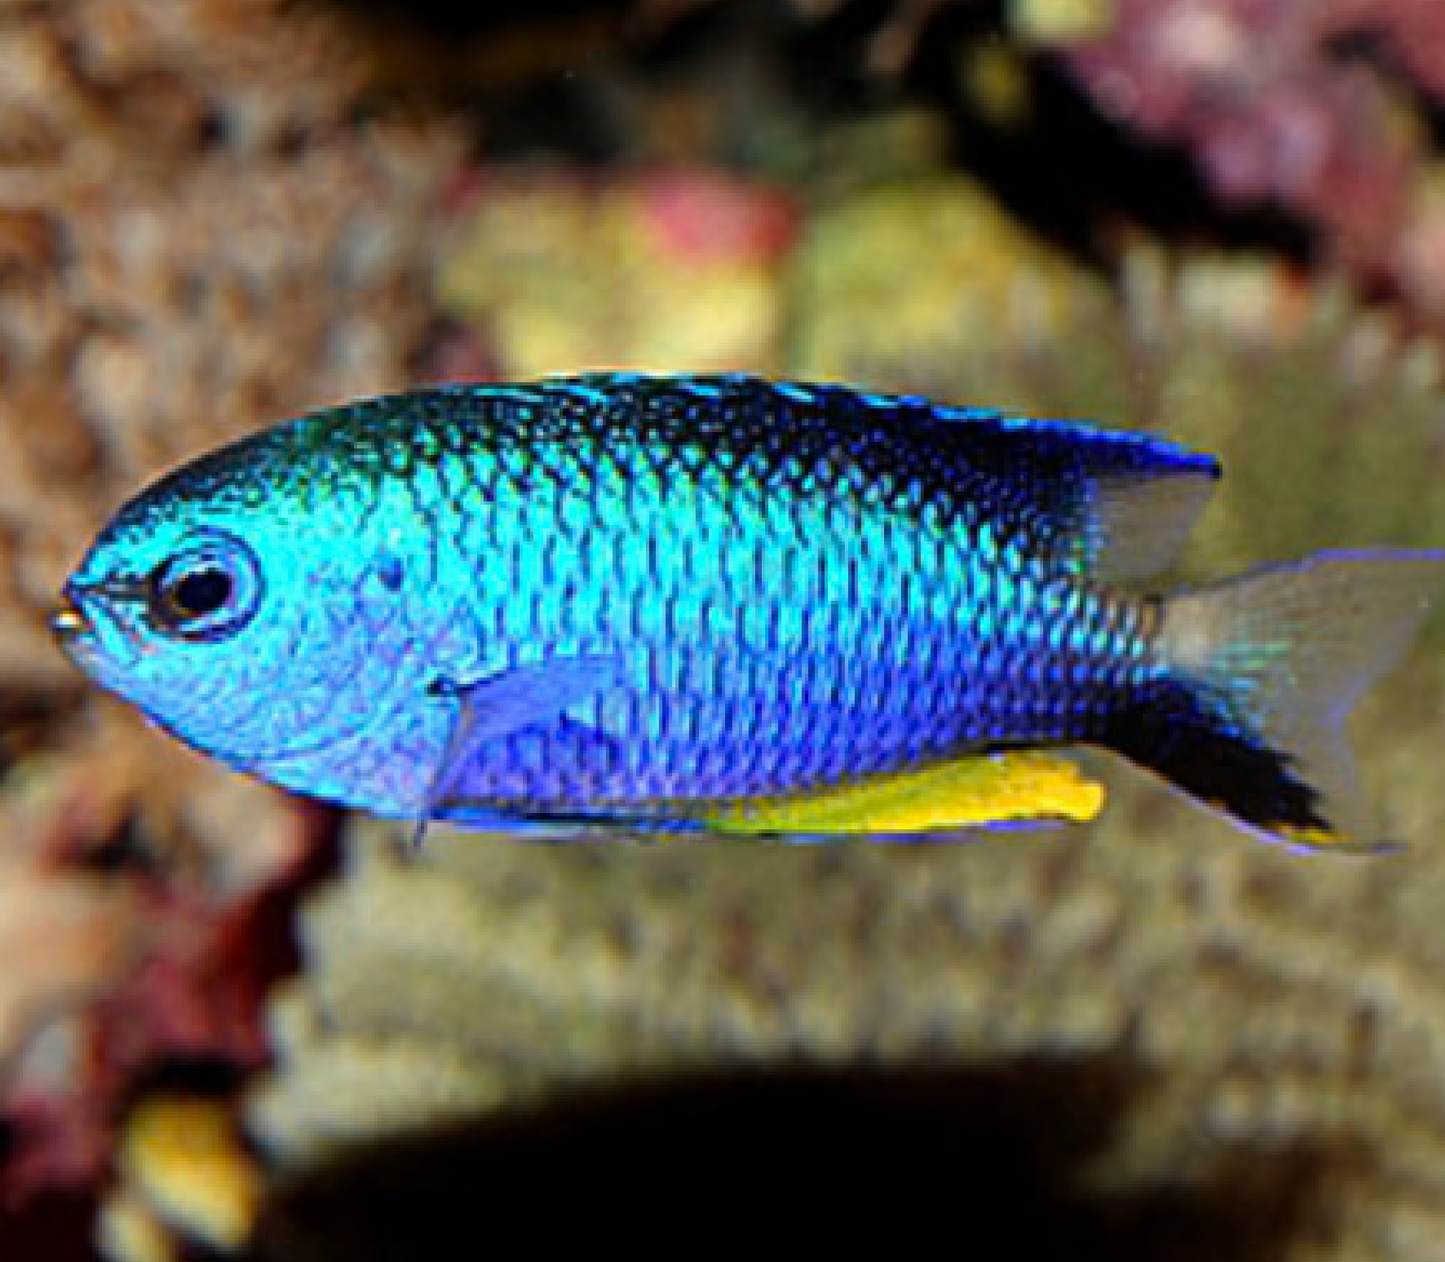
[2,1,1445,1259]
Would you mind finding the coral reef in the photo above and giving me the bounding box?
[0,0,460,1244]
[633,0,1445,327]
[3,2,1444,1259]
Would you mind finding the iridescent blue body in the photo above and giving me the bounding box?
[55,373,1443,847]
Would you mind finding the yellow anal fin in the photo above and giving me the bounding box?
[707,750,1105,838]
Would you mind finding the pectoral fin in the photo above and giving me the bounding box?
[411,655,622,846]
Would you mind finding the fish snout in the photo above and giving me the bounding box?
[51,580,142,669]
[51,583,94,647]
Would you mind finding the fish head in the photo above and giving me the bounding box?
[52,436,418,778]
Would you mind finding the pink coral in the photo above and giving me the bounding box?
[0,749,339,1213]
[1361,0,1445,102]
[1068,1,1410,265]
[1061,0,1445,321]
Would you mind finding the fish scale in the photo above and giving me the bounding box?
[411,380,1150,805]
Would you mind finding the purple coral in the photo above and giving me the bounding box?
[1069,2,1403,256]
[1062,0,1445,320]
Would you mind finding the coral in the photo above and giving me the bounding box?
[0,825,139,1080]
[0,770,333,1234]
[633,0,1445,329]
[1065,2,1406,254]
[787,169,1113,386]
[1059,0,1445,321]
[0,0,462,1238]
[0,0,459,686]
[250,243,1445,1262]
[98,1094,261,1262]
[438,168,797,378]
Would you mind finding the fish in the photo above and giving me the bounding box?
[52,372,1442,850]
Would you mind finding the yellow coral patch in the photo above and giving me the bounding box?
[117,1095,261,1255]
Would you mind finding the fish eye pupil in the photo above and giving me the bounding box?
[147,532,261,641]
[171,566,233,618]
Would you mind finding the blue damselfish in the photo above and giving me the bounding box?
[53,373,1442,849]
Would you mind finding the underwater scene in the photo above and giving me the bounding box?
[3,1,1445,1259]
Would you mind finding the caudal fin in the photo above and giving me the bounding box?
[1110,549,1443,852]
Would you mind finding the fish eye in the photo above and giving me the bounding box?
[148,532,263,641]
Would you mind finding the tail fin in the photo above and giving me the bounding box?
[1110,549,1443,852]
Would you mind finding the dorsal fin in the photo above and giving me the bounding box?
[1080,459,1221,584]
[917,404,1221,583]
[795,385,1226,584]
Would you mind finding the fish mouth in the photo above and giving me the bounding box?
[51,581,141,669]
[51,587,93,647]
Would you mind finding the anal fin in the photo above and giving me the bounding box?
[704,749,1105,840]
